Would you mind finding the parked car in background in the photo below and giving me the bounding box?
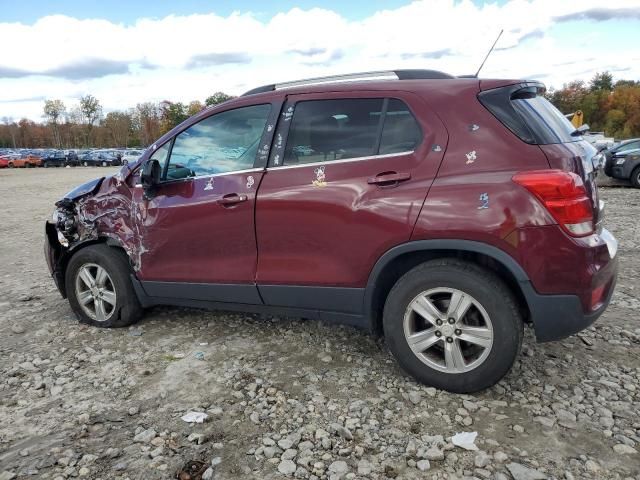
[601,138,640,176]
[42,151,70,167]
[606,147,640,187]
[65,150,81,167]
[24,154,43,167]
[582,131,615,151]
[0,156,9,168]
[45,69,618,393]
[79,151,121,167]
[5,154,30,168]
[121,149,143,165]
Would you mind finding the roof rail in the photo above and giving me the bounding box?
[241,69,455,96]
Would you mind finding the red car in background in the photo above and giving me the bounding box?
[0,156,9,168]
[2,154,42,167]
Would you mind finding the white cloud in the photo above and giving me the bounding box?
[1,0,639,120]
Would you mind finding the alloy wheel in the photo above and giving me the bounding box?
[75,263,117,322]
[403,288,493,373]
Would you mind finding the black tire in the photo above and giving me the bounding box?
[383,258,523,393]
[631,166,640,189]
[65,244,143,328]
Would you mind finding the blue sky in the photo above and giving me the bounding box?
[0,0,414,23]
[0,0,639,120]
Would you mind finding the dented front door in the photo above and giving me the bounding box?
[127,101,279,304]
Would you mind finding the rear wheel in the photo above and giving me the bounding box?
[631,166,640,188]
[383,258,523,393]
[65,244,143,328]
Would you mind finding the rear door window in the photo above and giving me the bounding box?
[282,98,422,166]
[379,99,423,155]
[283,98,384,166]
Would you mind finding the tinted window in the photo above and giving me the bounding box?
[379,99,422,154]
[616,140,640,153]
[479,85,580,145]
[283,99,384,166]
[165,104,270,180]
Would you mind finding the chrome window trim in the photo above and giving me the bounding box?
[266,151,414,171]
[153,167,264,187]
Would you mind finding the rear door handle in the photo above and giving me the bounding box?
[367,171,411,186]
[217,193,248,206]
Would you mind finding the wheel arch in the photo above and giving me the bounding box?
[55,236,133,297]
[364,240,531,334]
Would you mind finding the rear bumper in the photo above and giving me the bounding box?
[521,227,618,342]
[523,272,616,342]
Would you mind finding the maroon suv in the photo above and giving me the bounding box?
[44,69,618,393]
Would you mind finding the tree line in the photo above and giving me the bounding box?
[545,72,640,139]
[0,92,234,149]
[2,71,639,149]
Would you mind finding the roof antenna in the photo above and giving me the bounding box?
[474,29,503,78]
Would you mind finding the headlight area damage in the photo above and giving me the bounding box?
[44,170,146,298]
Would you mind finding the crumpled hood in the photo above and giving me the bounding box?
[63,176,105,201]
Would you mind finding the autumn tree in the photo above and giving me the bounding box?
[103,111,132,147]
[134,102,160,146]
[43,99,66,148]
[187,100,204,116]
[78,95,103,146]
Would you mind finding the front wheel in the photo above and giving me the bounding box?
[631,166,640,188]
[65,244,143,328]
[383,259,523,393]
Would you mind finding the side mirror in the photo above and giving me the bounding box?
[141,159,161,198]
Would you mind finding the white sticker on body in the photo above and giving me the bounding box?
[465,151,477,164]
[478,193,489,209]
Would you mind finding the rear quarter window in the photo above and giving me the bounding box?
[479,84,579,145]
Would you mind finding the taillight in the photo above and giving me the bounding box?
[512,170,594,237]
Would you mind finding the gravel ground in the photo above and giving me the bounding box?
[0,168,639,480]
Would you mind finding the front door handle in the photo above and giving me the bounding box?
[218,193,248,206]
[367,171,411,186]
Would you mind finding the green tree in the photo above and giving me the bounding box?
[204,92,234,107]
[159,101,188,134]
[43,99,66,148]
[78,95,103,146]
[589,71,613,92]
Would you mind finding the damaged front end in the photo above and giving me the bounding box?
[45,169,145,298]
